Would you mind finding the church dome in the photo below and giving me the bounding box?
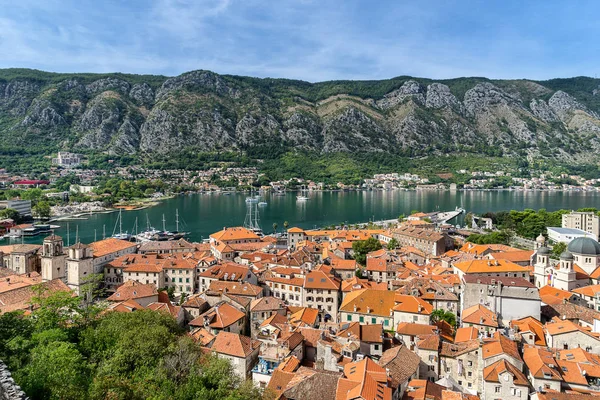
[560,251,574,261]
[537,246,550,256]
[536,234,546,244]
[567,237,600,256]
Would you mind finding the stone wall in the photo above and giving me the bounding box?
[0,361,28,400]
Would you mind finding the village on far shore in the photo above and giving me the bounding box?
[1,205,600,400]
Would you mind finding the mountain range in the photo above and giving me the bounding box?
[2,68,600,163]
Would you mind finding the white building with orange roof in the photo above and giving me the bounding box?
[210,331,261,379]
[452,259,529,280]
[393,294,433,325]
[265,272,304,308]
[190,302,246,335]
[339,289,396,330]
[461,276,540,324]
[198,262,257,292]
[303,270,341,322]
[572,284,600,310]
[461,304,499,335]
[88,237,137,272]
[544,319,600,353]
[482,359,529,400]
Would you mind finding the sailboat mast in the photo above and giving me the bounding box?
[176,209,179,233]
[119,209,123,235]
[162,214,166,232]
[102,225,106,240]
[67,222,70,247]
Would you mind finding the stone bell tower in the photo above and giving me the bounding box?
[41,235,66,282]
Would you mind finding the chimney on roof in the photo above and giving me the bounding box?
[354,304,357,312]
[367,306,371,313]
[479,317,484,324]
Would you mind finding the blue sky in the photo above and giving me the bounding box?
[0,0,598,81]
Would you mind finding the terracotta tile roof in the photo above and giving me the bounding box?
[510,316,546,346]
[489,250,534,263]
[0,244,41,254]
[182,293,208,309]
[522,345,562,381]
[453,259,529,274]
[277,355,301,372]
[146,301,182,319]
[391,226,444,242]
[304,270,340,290]
[441,390,480,400]
[0,272,42,294]
[250,296,286,312]
[417,334,440,351]
[336,378,361,400]
[267,369,296,397]
[105,299,145,313]
[555,359,590,386]
[403,379,445,400]
[89,238,136,258]
[393,294,433,315]
[454,327,479,343]
[338,323,384,343]
[542,303,600,325]
[539,285,574,305]
[282,367,342,400]
[261,312,288,328]
[460,243,519,255]
[298,327,324,347]
[378,345,421,389]
[462,275,534,288]
[210,227,260,242]
[544,319,589,336]
[341,277,387,293]
[191,303,245,329]
[207,280,263,297]
[289,307,319,327]
[572,284,600,297]
[440,340,480,358]
[288,227,304,233]
[461,304,498,327]
[330,258,359,271]
[189,327,216,346]
[107,281,158,302]
[535,392,597,400]
[340,289,396,317]
[483,359,528,386]
[210,331,260,358]
[199,263,251,280]
[367,257,388,272]
[0,278,71,314]
[482,332,522,362]
[396,322,437,336]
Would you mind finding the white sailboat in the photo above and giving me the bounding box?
[297,185,309,201]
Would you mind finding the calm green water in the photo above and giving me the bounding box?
[14,190,600,245]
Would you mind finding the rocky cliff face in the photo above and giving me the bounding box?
[2,69,600,161]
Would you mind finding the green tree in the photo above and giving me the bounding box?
[283,221,289,231]
[0,208,21,222]
[33,201,51,219]
[17,341,90,400]
[551,242,568,259]
[397,214,405,222]
[431,309,457,327]
[272,223,278,234]
[352,237,383,266]
[387,238,399,250]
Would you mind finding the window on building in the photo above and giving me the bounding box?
[371,317,376,324]
[495,387,500,393]
[359,316,364,323]
[347,315,352,321]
